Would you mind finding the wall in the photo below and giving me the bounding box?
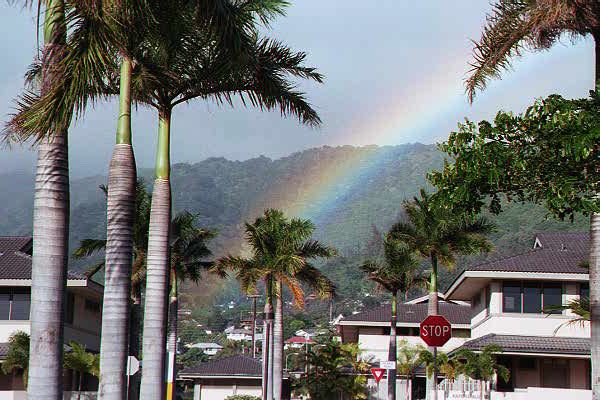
[358,334,468,362]
[0,321,30,342]
[198,384,261,400]
[491,388,591,400]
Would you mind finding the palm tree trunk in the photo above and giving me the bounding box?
[389,290,398,400]
[128,284,142,400]
[99,56,136,400]
[272,280,284,400]
[78,371,83,400]
[262,290,274,400]
[166,265,178,400]
[591,30,600,400]
[28,2,69,399]
[426,254,439,400]
[140,109,173,400]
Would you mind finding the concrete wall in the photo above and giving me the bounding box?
[197,384,261,400]
[491,388,591,400]
[358,334,468,362]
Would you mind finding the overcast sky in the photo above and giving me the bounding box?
[0,1,594,178]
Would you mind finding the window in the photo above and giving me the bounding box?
[65,293,75,324]
[0,291,31,320]
[543,283,562,314]
[580,283,590,300]
[523,282,542,313]
[503,283,521,313]
[502,281,563,314]
[10,293,30,320]
[472,293,481,308]
[84,299,100,313]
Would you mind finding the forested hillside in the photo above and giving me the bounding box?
[0,143,588,312]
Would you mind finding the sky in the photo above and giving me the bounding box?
[0,1,594,178]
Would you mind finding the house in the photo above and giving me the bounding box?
[0,236,104,393]
[187,342,223,356]
[444,232,591,399]
[337,297,472,362]
[179,354,291,400]
[284,336,314,350]
[226,328,253,342]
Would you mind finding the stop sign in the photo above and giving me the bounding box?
[420,315,452,347]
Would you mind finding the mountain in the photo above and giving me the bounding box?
[0,143,589,304]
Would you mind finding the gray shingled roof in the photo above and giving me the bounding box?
[0,343,9,359]
[465,232,588,274]
[0,237,86,280]
[341,302,471,325]
[180,355,261,377]
[459,334,590,356]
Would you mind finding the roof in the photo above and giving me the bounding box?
[179,355,261,377]
[0,343,8,359]
[285,336,314,344]
[228,329,252,335]
[0,237,87,281]
[445,232,588,299]
[339,302,471,326]
[457,334,590,356]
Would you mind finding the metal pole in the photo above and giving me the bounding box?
[433,347,438,400]
[251,296,257,358]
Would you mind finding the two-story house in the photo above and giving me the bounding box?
[337,293,472,362]
[445,232,590,399]
[0,236,104,394]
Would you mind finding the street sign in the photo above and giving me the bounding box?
[420,315,452,347]
[127,355,140,376]
[379,361,396,370]
[370,368,385,383]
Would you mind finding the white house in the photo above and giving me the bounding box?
[337,295,472,362]
[444,232,591,400]
[0,236,104,395]
[226,328,253,342]
[187,342,223,356]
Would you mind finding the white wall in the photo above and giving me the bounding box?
[471,313,590,338]
[198,384,261,400]
[358,334,468,361]
[0,321,30,342]
[491,388,591,400]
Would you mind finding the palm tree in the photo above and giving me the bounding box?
[389,189,494,400]
[131,3,322,398]
[166,212,216,400]
[64,342,100,400]
[217,209,336,400]
[361,238,419,400]
[452,345,510,400]
[397,341,426,400]
[465,4,600,395]
[1,331,30,389]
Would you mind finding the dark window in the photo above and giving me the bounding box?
[472,293,481,308]
[523,282,542,313]
[518,358,536,370]
[0,294,10,320]
[10,293,30,320]
[84,299,100,313]
[503,283,521,313]
[580,283,590,300]
[543,283,562,314]
[65,293,75,324]
[485,285,491,311]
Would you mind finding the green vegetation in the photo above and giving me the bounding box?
[225,395,261,400]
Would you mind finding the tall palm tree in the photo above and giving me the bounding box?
[389,189,494,400]
[465,3,600,395]
[166,212,216,400]
[397,341,426,400]
[130,3,322,398]
[362,237,419,400]
[10,2,269,397]
[217,209,336,400]
[1,331,30,389]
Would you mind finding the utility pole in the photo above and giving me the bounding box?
[248,294,260,358]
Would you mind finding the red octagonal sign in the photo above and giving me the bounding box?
[420,315,452,347]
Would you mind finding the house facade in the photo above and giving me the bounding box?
[337,296,472,362]
[445,232,591,399]
[0,237,104,394]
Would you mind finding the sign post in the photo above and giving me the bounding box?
[420,315,452,400]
